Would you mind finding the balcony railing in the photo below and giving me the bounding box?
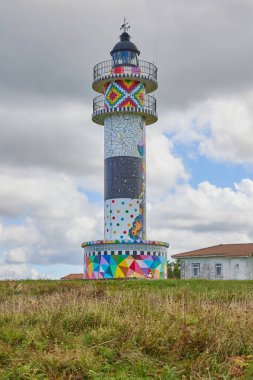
[92,94,157,126]
[94,60,157,81]
[92,60,158,94]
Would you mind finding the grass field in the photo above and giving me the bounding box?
[0,279,253,379]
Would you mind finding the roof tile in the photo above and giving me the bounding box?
[60,273,83,280]
[171,243,253,259]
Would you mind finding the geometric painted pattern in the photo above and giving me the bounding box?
[105,80,145,108]
[132,83,145,107]
[105,82,124,107]
[84,254,167,279]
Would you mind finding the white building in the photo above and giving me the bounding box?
[171,244,253,280]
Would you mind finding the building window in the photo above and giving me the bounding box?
[215,263,222,277]
[192,263,200,277]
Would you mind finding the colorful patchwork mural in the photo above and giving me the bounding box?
[105,79,145,109]
[84,254,167,279]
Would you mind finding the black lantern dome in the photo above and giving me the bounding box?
[110,32,140,66]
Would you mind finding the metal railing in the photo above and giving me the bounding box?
[93,60,157,82]
[93,94,157,114]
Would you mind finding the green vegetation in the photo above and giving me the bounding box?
[0,279,253,379]
[167,259,181,278]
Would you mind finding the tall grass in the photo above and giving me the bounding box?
[0,279,253,379]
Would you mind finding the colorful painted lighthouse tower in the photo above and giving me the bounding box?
[82,22,169,279]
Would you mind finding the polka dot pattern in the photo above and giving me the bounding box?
[104,198,144,241]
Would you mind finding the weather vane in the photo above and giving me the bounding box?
[120,17,130,32]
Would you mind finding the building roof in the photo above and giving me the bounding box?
[171,243,253,259]
[60,273,83,280]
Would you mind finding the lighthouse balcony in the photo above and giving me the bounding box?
[92,94,158,126]
[92,60,158,94]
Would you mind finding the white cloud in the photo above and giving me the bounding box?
[148,179,253,255]
[0,261,40,280]
[1,0,253,108]
[0,167,103,274]
[146,127,189,199]
[161,91,253,165]
[199,94,253,163]
[4,247,28,264]
[0,101,103,191]
[0,219,41,246]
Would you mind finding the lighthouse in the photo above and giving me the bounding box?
[82,21,169,279]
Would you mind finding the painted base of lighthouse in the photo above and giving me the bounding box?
[82,241,168,279]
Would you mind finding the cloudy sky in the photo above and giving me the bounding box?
[1,0,253,279]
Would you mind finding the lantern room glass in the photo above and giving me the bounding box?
[112,51,139,66]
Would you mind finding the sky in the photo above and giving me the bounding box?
[1,0,253,279]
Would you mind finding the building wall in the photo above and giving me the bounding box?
[180,257,253,280]
[246,257,253,280]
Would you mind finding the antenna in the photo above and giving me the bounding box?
[120,17,130,32]
[155,37,158,65]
